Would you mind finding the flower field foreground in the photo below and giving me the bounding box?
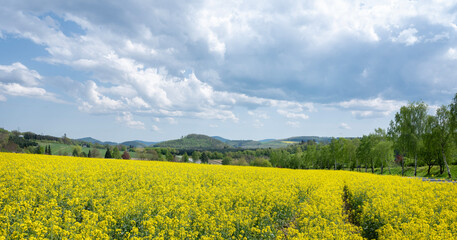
[1,153,457,239]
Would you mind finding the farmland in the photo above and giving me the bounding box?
[1,152,457,239]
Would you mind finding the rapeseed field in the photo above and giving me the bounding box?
[0,152,456,239]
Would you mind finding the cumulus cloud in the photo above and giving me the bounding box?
[277,109,309,120]
[0,62,60,102]
[248,110,269,119]
[392,28,420,46]
[447,48,457,60]
[336,97,406,119]
[116,112,145,129]
[0,0,455,128]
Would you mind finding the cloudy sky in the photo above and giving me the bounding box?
[1,0,457,142]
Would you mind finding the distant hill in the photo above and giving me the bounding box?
[223,139,291,149]
[77,137,103,144]
[120,141,147,148]
[211,136,230,143]
[120,140,157,148]
[259,139,276,143]
[154,134,231,150]
[77,137,118,146]
[281,136,333,144]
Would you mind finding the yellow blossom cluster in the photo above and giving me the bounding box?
[0,152,455,239]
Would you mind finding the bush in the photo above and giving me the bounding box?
[222,156,232,165]
[232,158,249,166]
[250,158,272,167]
[122,150,131,160]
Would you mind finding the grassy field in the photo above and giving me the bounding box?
[1,152,457,239]
[351,165,457,181]
[36,140,139,158]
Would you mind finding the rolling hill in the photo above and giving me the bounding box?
[154,134,232,150]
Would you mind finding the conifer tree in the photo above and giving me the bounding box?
[105,148,112,158]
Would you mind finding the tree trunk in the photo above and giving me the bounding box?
[427,164,432,175]
[334,158,336,170]
[414,153,417,177]
[381,162,384,175]
[401,159,404,176]
[371,160,374,173]
[365,164,367,172]
[388,161,391,174]
[442,149,452,179]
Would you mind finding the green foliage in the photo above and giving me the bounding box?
[72,145,82,157]
[231,158,249,166]
[250,158,272,167]
[105,148,112,158]
[222,156,232,165]
[182,152,189,163]
[112,147,121,159]
[192,151,201,162]
[200,152,209,163]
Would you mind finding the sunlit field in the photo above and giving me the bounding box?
[1,152,457,239]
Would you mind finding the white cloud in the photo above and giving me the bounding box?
[248,110,269,119]
[337,97,406,119]
[0,62,41,86]
[116,112,145,129]
[151,125,160,131]
[0,62,61,102]
[277,109,309,120]
[0,94,6,101]
[392,28,419,46]
[0,1,453,129]
[447,48,457,60]
[166,117,178,124]
[339,123,351,130]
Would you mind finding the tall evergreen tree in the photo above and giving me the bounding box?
[105,148,112,158]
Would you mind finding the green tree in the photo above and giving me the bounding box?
[329,138,342,170]
[421,115,441,174]
[112,147,121,159]
[47,145,52,155]
[200,152,209,163]
[182,152,189,163]
[222,156,232,165]
[36,145,44,154]
[72,145,82,157]
[389,102,427,176]
[90,148,101,158]
[192,151,201,163]
[251,158,272,167]
[435,105,453,178]
[166,151,174,161]
[105,148,112,158]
